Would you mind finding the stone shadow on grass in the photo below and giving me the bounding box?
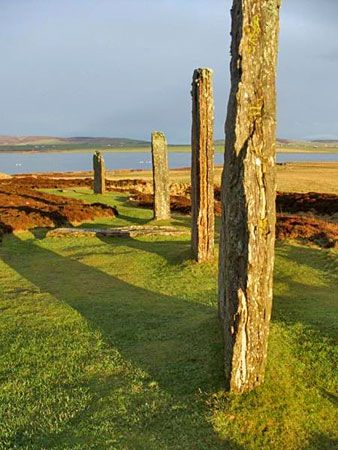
[96,231,220,264]
[303,433,338,450]
[98,235,193,266]
[273,244,338,340]
[2,235,223,395]
[1,234,233,449]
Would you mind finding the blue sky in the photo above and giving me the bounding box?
[1,0,337,142]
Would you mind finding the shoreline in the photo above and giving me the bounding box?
[1,145,338,155]
[10,161,337,176]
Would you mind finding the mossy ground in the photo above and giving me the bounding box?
[0,191,337,449]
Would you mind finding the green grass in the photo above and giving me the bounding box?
[0,191,337,449]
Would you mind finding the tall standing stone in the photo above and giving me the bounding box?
[151,132,170,220]
[218,0,281,393]
[93,151,106,194]
[191,68,215,262]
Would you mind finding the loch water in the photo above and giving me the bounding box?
[1,151,337,175]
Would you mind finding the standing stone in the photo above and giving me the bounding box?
[218,0,281,393]
[151,132,170,220]
[191,68,215,262]
[93,151,106,194]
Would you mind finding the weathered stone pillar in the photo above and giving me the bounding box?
[151,132,170,220]
[218,0,281,393]
[191,68,215,262]
[93,151,106,194]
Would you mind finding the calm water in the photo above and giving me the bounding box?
[1,151,337,175]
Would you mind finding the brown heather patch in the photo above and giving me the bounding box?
[130,192,338,249]
[1,176,337,248]
[0,183,117,233]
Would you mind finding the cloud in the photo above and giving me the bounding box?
[0,0,337,141]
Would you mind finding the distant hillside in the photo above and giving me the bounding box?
[0,136,150,151]
[0,136,58,145]
[214,139,224,146]
[1,135,337,153]
[311,139,338,144]
[215,138,293,146]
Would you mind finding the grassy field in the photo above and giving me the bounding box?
[50,163,338,195]
[102,163,338,195]
[0,191,337,449]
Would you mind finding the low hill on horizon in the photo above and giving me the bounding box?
[0,135,150,147]
[1,135,338,153]
[215,138,338,146]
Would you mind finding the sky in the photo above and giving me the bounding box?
[0,0,337,143]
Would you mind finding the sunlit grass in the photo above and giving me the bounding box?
[0,191,337,449]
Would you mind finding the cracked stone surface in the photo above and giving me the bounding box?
[93,151,106,194]
[151,132,171,220]
[47,226,188,238]
[191,68,215,263]
[218,0,281,393]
